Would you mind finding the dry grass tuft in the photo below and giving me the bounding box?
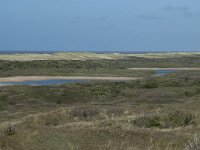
[185,134,200,150]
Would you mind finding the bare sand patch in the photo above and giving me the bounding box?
[0,76,141,83]
[128,68,200,71]
[0,52,124,61]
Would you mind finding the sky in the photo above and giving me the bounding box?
[0,0,200,51]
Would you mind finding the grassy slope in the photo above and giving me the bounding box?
[1,53,200,149]
[1,73,200,149]
[0,52,200,61]
[1,54,200,77]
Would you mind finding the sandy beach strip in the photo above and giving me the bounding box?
[128,68,200,71]
[0,76,141,83]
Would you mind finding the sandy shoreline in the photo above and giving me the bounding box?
[1,68,199,83]
[128,68,200,71]
[0,76,141,83]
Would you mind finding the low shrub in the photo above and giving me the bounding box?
[133,110,195,128]
[134,114,161,128]
[0,125,16,136]
[69,107,100,120]
[133,79,159,89]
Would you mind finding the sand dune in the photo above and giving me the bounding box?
[1,52,200,61]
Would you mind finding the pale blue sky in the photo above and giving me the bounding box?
[0,0,200,51]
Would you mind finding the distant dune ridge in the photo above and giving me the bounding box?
[0,52,200,61]
[128,68,200,71]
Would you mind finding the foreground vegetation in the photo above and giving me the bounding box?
[1,72,200,149]
[1,52,200,149]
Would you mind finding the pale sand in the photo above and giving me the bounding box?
[1,68,199,83]
[1,52,200,61]
[0,76,141,83]
[128,68,200,71]
[0,84,10,86]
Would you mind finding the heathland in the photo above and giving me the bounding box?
[1,52,200,150]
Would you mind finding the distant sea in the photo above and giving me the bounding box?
[0,50,196,54]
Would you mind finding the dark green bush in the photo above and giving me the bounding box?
[134,115,161,128]
[70,107,100,120]
[167,110,195,127]
[133,110,195,128]
[135,80,159,89]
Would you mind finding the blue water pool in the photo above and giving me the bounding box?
[0,79,83,86]
[155,70,176,76]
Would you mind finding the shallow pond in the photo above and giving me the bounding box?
[155,70,176,76]
[0,70,176,86]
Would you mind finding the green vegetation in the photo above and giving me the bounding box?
[0,59,153,77]
[133,109,195,128]
[1,53,200,149]
[1,54,200,77]
[0,73,200,149]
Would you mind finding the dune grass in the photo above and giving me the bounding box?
[1,53,200,149]
[1,73,200,149]
[0,52,200,61]
[1,53,200,77]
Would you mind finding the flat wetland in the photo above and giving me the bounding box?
[1,52,200,149]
